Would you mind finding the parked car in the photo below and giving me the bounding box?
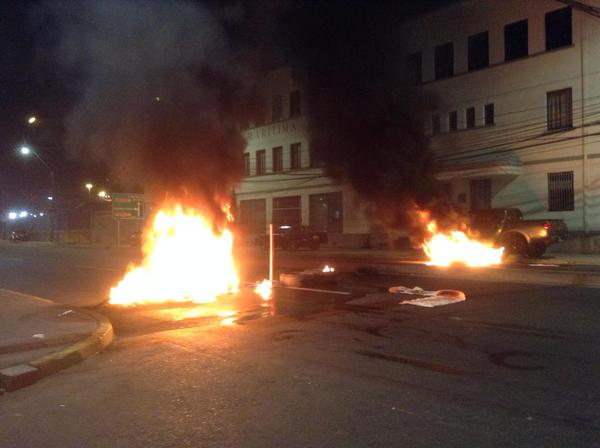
[258,225,328,251]
[470,208,568,258]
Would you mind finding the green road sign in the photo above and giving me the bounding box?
[112,193,144,219]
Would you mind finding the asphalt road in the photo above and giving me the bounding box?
[0,242,599,447]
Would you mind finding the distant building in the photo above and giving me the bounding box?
[402,0,600,234]
[234,67,370,247]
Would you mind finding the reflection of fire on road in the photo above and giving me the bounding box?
[109,204,239,306]
[418,211,504,267]
[254,279,272,301]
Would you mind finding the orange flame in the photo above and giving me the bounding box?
[420,212,503,267]
[322,265,335,273]
[109,204,239,306]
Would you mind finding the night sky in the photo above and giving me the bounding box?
[0,0,454,216]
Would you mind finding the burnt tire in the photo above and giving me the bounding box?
[503,235,528,257]
[527,242,546,258]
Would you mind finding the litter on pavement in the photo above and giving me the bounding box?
[389,286,466,307]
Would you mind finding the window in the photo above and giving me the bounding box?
[243,152,250,176]
[546,7,572,51]
[484,103,495,126]
[547,88,572,131]
[272,95,283,121]
[449,111,458,131]
[273,196,301,227]
[272,146,283,172]
[290,143,301,169]
[434,42,454,80]
[407,52,422,84]
[468,31,489,71]
[290,90,301,117]
[504,19,528,61]
[309,192,343,233]
[548,171,574,211]
[432,114,441,134]
[256,150,266,175]
[466,107,476,128]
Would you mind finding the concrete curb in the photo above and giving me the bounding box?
[0,308,113,392]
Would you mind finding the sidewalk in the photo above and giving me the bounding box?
[0,289,113,392]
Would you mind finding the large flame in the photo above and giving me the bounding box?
[421,217,504,268]
[109,204,239,306]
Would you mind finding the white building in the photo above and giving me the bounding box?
[234,67,371,247]
[402,0,600,236]
[235,1,600,248]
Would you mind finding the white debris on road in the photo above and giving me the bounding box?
[389,286,466,308]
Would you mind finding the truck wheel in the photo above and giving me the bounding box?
[503,235,528,257]
[527,242,546,258]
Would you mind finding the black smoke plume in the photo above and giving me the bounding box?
[37,0,259,226]
[272,0,459,243]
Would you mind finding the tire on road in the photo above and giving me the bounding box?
[502,234,528,258]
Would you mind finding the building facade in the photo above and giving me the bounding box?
[234,67,371,247]
[235,1,600,248]
[402,0,600,234]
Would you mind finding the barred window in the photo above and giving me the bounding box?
[256,150,266,175]
[548,171,574,211]
[290,143,301,170]
[484,103,495,126]
[272,146,283,172]
[243,152,250,176]
[547,88,572,131]
[466,107,476,128]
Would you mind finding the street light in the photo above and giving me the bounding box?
[85,183,93,199]
[18,145,55,241]
[27,116,37,125]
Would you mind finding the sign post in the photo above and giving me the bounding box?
[112,193,144,245]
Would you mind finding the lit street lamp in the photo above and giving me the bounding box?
[18,145,55,241]
[27,116,37,125]
[85,183,93,199]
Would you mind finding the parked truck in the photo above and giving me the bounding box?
[258,225,328,251]
[470,208,568,258]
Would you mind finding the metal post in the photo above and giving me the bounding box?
[269,223,273,283]
[116,218,121,247]
[580,14,588,235]
[49,170,55,242]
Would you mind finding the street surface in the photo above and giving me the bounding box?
[0,242,599,447]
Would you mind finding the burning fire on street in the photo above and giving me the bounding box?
[109,203,239,306]
[418,211,504,268]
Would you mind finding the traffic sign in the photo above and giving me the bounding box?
[112,193,144,219]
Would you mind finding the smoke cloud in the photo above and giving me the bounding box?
[272,1,459,242]
[39,0,257,225]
